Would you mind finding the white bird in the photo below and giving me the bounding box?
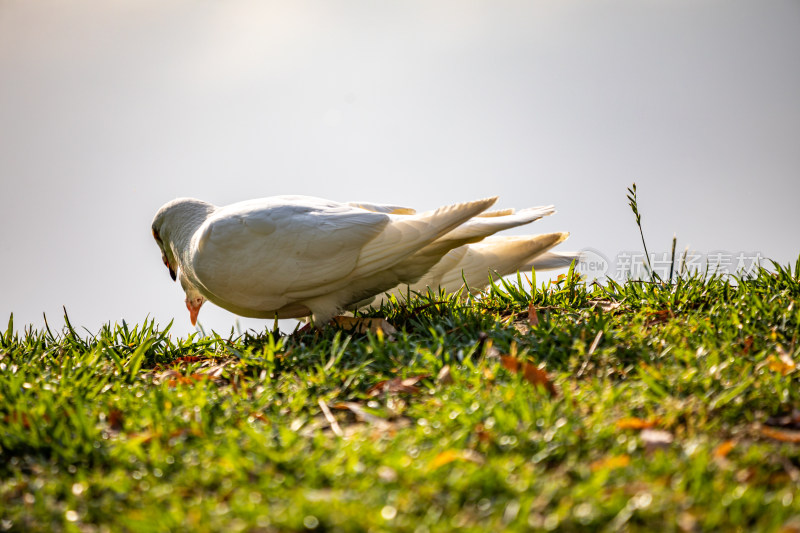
[151,195,575,327]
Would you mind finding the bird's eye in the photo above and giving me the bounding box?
[152,227,162,243]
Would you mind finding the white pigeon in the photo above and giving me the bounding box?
[151,195,575,327]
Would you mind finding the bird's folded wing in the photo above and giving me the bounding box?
[191,201,389,308]
[347,201,416,215]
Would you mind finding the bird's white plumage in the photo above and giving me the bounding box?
[416,233,571,293]
[366,233,580,308]
[152,195,509,324]
[152,195,577,326]
[193,198,389,307]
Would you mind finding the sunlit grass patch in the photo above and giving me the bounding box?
[1,257,799,531]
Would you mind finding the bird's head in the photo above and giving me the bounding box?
[151,198,214,282]
[152,198,216,326]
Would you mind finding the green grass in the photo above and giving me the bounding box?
[2,259,800,532]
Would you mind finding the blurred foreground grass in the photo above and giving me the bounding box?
[1,260,800,532]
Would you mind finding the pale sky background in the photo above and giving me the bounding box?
[1,1,798,337]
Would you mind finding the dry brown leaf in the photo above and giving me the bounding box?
[122,427,203,445]
[167,373,210,387]
[713,440,735,459]
[590,454,630,472]
[644,309,674,327]
[168,427,203,440]
[172,356,205,365]
[767,346,796,375]
[761,426,800,443]
[616,417,659,430]
[649,309,672,319]
[589,299,622,313]
[474,423,492,443]
[4,411,33,429]
[742,336,754,355]
[428,449,485,471]
[500,356,557,397]
[428,449,460,470]
[197,359,236,379]
[436,365,454,386]
[367,375,428,397]
[513,322,530,336]
[528,303,539,327]
[107,408,124,431]
[126,430,158,445]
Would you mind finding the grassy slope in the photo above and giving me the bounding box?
[1,261,799,532]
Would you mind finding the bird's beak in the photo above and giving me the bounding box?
[186,298,204,326]
[162,253,177,281]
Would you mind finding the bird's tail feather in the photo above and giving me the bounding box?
[387,205,555,283]
[426,232,570,293]
[351,197,498,278]
[432,205,555,245]
[524,250,583,271]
